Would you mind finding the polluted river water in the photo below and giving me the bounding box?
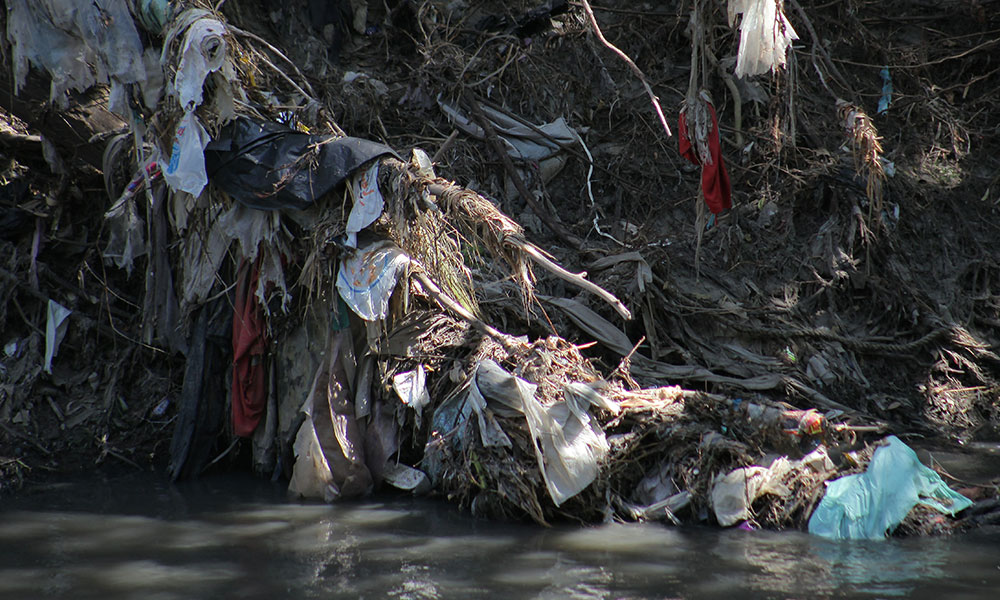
[0,472,997,600]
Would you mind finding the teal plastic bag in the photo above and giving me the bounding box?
[808,436,973,540]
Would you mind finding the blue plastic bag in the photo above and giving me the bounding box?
[808,436,972,540]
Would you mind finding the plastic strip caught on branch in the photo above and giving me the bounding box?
[727,0,799,78]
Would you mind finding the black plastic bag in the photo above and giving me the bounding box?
[205,117,394,210]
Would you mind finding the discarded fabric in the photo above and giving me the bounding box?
[232,259,269,438]
[678,95,732,215]
[205,117,395,210]
[808,436,973,539]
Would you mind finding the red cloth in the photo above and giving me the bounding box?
[232,259,268,437]
[678,104,732,215]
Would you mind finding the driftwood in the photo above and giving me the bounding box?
[0,70,125,170]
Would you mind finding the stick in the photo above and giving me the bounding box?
[424,181,633,320]
[231,26,317,98]
[508,237,632,320]
[466,99,584,250]
[579,0,672,138]
[411,267,516,349]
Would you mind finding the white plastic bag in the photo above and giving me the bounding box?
[336,240,410,321]
[163,111,211,196]
[345,161,385,248]
[174,18,227,111]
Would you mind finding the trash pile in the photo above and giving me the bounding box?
[1,0,998,537]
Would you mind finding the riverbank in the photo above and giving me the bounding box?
[1,0,998,536]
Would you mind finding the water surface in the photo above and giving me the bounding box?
[0,472,996,599]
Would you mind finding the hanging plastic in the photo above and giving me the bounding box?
[205,117,395,211]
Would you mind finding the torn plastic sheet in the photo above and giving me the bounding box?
[43,299,71,374]
[288,408,339,502]
[172,17,227,111]
[205,117,395,211]
[217,203,278,263]
[392,365,431,425]
[103,193,147,275]
[808,436,973,539]
[475,359,608,506]
[289,329,373,501]
[428,369,513,452]
[438,99,577,162]
[7,0,145,106]
[336,240,410,321]
[382,462,432,495]
[727,0,799,78]
[180,205,231,307]
[345,160,385,248]
[102,160,164,274]
[712,462,791,526]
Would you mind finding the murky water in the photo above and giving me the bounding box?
[0,472,997,599]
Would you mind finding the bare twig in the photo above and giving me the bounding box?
[411,266,517,349]
[579,0,672,138]
[509,237,633,320]
[231,25,317,99]
[424,180,632,319]
[466,98,584,250]
[788,0,848,95]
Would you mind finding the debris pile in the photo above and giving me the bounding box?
[1,0,998,537]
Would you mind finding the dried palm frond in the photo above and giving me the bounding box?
[837,100,886,223]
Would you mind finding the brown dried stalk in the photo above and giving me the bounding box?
[837,101,886,219]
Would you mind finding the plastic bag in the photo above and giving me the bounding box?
[163,111,211,196]
[205,117,394,210]
[345,161,385,247]
[174,18,227,111]
[808,436,973,539]
[336,240,410,321]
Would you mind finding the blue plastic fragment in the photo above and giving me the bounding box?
[808,436,972,540]
[878,67,892,114]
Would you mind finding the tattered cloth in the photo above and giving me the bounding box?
[678,102,732,215]
[232,258,268,437]
[205,117,395,210]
